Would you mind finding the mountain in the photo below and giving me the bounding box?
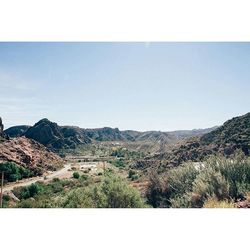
[4,125,31,137]
[200,112,250,150]
[5,118,217,152]
[85,127,127,141]
[24,118,91,150]
[0,117,63,174]
[147,112,250,169]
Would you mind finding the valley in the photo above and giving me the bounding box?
[1,112,250,208]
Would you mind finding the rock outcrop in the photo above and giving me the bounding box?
[0,117,4,136]
[0,136,63,174]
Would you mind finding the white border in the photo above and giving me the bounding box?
[1,1,250,250]
[1,209,249,250]
[0,0,250,41]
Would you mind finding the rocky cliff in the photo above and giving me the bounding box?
[0,137,63,174]
[0,117,4,137]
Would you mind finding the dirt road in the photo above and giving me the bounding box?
[2,160,105,193]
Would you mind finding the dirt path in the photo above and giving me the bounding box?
[3,164,72,192]
[2,160,105,193]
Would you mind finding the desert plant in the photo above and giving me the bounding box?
[190,168,229,207]
[61,174,146,208]
[131,174,139,181]
[146,164,199,208]
[73,172,80,179]
[13,182,44,200]
[128,169,136,178]
[0,162,32,182]
[203,197,235,208]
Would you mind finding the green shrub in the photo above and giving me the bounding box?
[61,174,146,208]
[206,155,250,199]
[80,174,89,181]
[131,174,139,181]
[111,159,125,168]
[0,162,32,182]
[146,164,199,208]
[13,183,44,200]
[49,181,64,193]
[190,168,229,207]
[73,172,80,179]
[170,195,191,208]
[147,155,250,208]
[128,169,136,178]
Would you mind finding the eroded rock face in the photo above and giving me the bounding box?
[0,117,3,136]
[0,137,63,174]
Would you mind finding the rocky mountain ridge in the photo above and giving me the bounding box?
[0,117,63,174]
[4,118,217,151]
[146,112,250,169]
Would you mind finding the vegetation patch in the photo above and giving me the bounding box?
[146,155,250,208]
[0,162,33,183]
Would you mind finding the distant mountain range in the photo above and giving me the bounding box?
[2,112,250,172]
[4,118,217,151]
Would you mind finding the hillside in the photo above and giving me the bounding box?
[5,118,217,153]
[85,127,127,141]
[200,112,250,151]
[0,137,63,174]
[147,112,250,169]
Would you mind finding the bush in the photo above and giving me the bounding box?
[13,183,44,200]
[131,175,139,181]
[73,172,80,179]
[146,164,199,208]
[190,168,230,207]
[203,197,235,208]
[170,195,191,208]
[111,159,125,168]
[147,155,250,208]
[128,169,136,178]
[49,181,64,193]
[0,162,32,182]
[206,155,250,199]
[80,174,89,181]
[61,174,147,208]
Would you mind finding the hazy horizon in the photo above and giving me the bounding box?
[1,42,250,130]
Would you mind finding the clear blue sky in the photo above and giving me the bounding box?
[0,42,250,131]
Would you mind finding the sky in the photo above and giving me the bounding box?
[0,42,250,131]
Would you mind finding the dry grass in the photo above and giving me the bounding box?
[203,197,235,208]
